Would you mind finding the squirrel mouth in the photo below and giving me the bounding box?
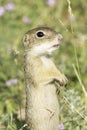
[47,43,60,54]
[52,44,59,48]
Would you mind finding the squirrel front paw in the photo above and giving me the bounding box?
[44,74,68,87]
[54,74,68,87]
[53,74,68,94]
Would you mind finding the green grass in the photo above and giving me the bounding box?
[0,0,87,129]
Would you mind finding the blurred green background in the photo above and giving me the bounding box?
[0,0,87,129]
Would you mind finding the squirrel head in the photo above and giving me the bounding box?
[23,27,63,56]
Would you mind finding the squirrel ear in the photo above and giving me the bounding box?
[23,34,29,46]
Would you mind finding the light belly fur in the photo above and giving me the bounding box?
[26,84,59,130]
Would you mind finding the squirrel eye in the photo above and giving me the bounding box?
[36,31,45,37]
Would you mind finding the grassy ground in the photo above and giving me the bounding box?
[0,0,87,129]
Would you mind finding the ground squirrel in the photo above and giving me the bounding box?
[23,27,68,130]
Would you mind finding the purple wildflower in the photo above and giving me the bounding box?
[5,2,15,11]
[46,0,56,6]
[59,123,65,130]
[22,17,31,24]
[0,6,5,16]
[5,79,18,86]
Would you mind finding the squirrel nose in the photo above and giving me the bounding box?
[58,34,63,41]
